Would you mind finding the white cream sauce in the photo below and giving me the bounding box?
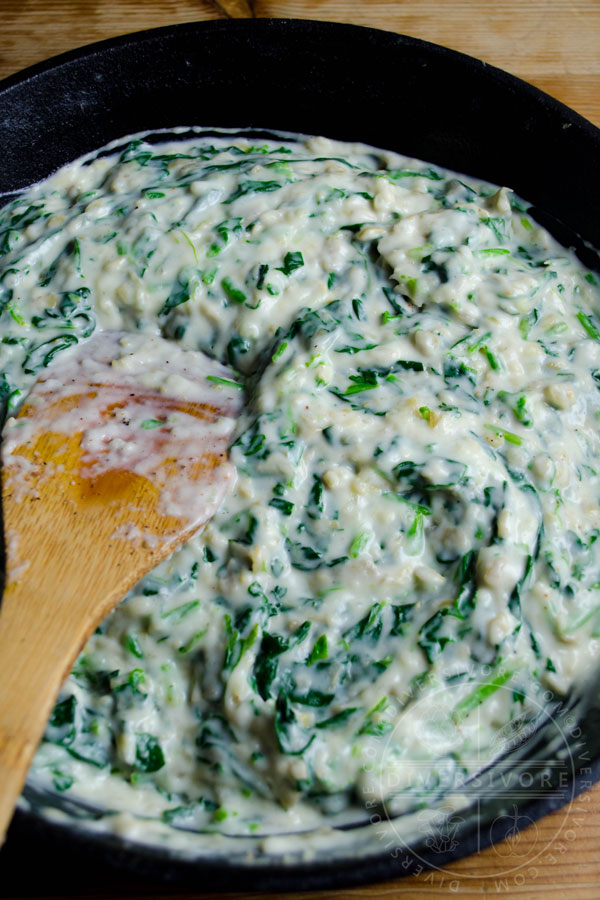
[1,130,599,858]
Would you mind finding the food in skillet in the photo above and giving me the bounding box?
[1,131,599,844]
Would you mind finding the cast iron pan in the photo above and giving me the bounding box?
[1,19,600,894]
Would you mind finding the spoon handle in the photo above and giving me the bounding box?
[0,574,93,844]
[212,0,255,17]
[0,461,191,843]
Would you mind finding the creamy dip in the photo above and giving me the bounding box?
[1,131,600,854]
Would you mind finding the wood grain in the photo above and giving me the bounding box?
[0,1,599,897]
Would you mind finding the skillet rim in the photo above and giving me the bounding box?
[1,17,600,892]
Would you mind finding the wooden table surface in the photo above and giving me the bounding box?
[1,2,599,898]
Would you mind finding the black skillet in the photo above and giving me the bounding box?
[1,19,600,894]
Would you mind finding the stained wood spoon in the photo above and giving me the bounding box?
[0,330,243,842]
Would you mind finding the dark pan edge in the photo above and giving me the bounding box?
[1,20,599,266]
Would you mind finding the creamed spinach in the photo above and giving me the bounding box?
[2,131,600,846]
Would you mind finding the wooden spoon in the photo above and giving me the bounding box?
[211,0,255,17]
[0,330,243,842]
